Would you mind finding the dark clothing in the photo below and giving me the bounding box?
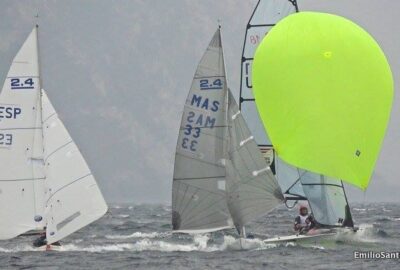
[33,235,61,248]
[33,235,47,247]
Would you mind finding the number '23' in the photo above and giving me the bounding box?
[0,134,12,145]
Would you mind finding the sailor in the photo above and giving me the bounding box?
[33,227,61,248]
[32,231,47,247]
[294,206,316,234]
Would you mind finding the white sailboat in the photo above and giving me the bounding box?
[172,27,283,238]
[239,0,356,244]
[0,26,107,249]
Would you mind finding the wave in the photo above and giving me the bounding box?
[105,231,170,239]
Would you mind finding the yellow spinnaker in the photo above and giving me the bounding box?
[252,12,393,190]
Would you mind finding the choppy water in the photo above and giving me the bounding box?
[1,203,399,269]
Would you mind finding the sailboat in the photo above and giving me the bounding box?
[249,3,393,242]
[0,26,108,250]
[239,0,356,242]
[172,27,283,238]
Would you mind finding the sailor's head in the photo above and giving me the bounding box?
[299,206,308,216]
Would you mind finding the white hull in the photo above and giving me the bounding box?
[264,227,358,245]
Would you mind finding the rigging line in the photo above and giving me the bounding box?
[46,173,92,204]
[43,140,73,163]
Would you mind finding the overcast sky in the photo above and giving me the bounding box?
[0,0,399,203]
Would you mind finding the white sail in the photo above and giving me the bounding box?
[172,29,233,233]
[41,90,107,244]
[226,90,283,233]
[172,28,284,235]
[239,0,297,147]
[0,27,46,239]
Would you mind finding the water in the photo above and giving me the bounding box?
[1,203,399,269]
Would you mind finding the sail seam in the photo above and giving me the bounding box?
[46,173,92,204]
[0,127,41,131]
[42,112,57,123]
[44,140,73,162]
[0,177,45,182]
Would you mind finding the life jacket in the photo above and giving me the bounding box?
[295,214,309,226]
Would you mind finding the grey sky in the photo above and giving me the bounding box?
[0,0,398,203]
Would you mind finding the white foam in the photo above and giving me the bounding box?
[105,231,170,239]
[223,235,278,251]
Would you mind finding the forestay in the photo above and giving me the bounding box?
[0,27,46,239]
[41,90,108,244]
[226,90,283,233]
[172,29,233,233]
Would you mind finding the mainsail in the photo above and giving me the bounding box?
[172,28,283,234]
[240,1,354,227]
[172,29,233,233]
[0,27,45,239]
[0,26,107,242]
